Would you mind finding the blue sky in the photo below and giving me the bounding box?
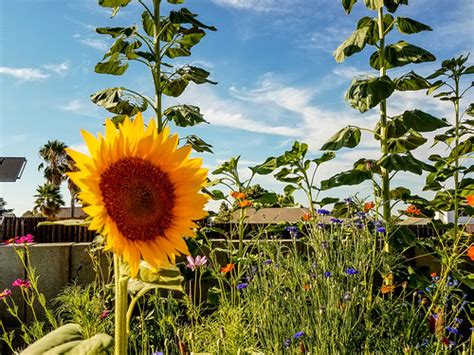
[0,0,473,215]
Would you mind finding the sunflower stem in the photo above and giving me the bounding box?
[114,254,129,355]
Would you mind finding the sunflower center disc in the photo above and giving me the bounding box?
[99,157,175,241]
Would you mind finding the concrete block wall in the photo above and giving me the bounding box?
[0,243,105,328]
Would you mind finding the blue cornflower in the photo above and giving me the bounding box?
[152,352,164,355]
[345,268,359,275]
[421,339,429,347]
[376,227,386,233]
[373,220,383,227]
[344,197,352,205]
[317,222,325,229]
[293,331,305,339]
[285,226,299,238]
[324,271,332,278]
[356,211,366,219]
[263,259,273,265]
[317,209,330,215]
[236,283,248,290]
[283,339,291,348]
[446,326,459,335]
[354,220,364,229]
[330,218,343,224]
[455,318,463,324]
[448,279,459,287]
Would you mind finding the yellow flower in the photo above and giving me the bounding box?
[66,113,208,277]
[380,285,396,294]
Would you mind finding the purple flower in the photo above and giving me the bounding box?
[263,259,273,265]
[317,222,325,229]
[344,198,352,205]
[324,271,332,278]
[152,352,164,355]
[330,218,343,224]
[0,289,12,299]
[186,255,207,271]
[15,234,34,244]
[376,227,386,233]
[344,291,352,301]
[283,339,291,348]
[285,226,299,238]
[446,326,459,335]
[345,268,359,275]
[293,331,305,339]
[237,283,248,290]
[373,220,383,227]
[356,211,366,219]
[317,209,330,215]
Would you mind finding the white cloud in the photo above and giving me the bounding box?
[212,0,300,12]
[79,38,109,51]
[68,144,89,155]
[58,99,99,117]
[0,67,50,81]
[43,62,70,75]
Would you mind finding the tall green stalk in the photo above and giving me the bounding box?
[153,0,163,131]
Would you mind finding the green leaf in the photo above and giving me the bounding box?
[96,26,135,38]
[90,87,147,115]
[312,152,336,165]
[142,11,155,37]
[345,76,394,113]
[255,192,279,206]
[390,186,410,199]
[319,197,340,206]
[95,53,129,75]
[383,0,408,13]
[378,153,435,175]
[321,126,361,150]
[387,130,427,153]
[98,0,131,8]
[334,26,370,63]
[396,17,432,34]
[464,65,474,74]
[427,80,445,95]
[184,135,213,153]
[213,156,240,175]
[402,109,449,132]
[284,184,297,196]
[321,170,372,190]
[177,65,217,85]
[342,0,358,13]
[168,0,184,4]
[274,168,303,184]
[208,189,226,200]
[169,8,217,31]
[164,105,207,127]
[393,71,430,91]
[365,0,383,10]
[179,28,206,48]
[104,38,142,60]
[466,103,474,117]
[370,41,435,70]
[128,262,184,294]
[250,157,280,175]
[165,46,191,59]
[163,77,189,97]
[38,219,90,227]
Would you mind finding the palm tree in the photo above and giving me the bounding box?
[0,197,13,216]
[38,140,68,187]
[65,155,80,218]
[34,183,65,220]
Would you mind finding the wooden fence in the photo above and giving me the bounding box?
[2,216,472,244]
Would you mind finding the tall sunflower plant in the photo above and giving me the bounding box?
[25,114,210,354]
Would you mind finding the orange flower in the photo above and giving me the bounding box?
[230,191,247,200]
[430,272,437,278]
[220,263,234,273]
[380,285,395,294]
[239,200,252,208]
[304,283,312,291]
[467,195,474,207]
[302,212,312,221]
[363,201,375,213]
[467,245,474,261]
[230,191,240,198]
[406,205,421,215]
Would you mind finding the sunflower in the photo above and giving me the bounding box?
[66,113,208,276]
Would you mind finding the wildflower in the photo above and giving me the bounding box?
[344,197,352,205]
[15,234,34,244]
[454,318,463,324]
[230,191,246,200]
[285,226,299,238]
[447,279,459,287]
[263,259,273,265]
[317,209,330,215]
[330,218,343,224]
[363,201,375,213]
[11,279,31,289]
[343,291,352,301]
[356,211,366,219]
[302,212,312,221]
[66,114,208,277]
[430,272,437,278]
[376,227,386,233]
[237,283,248,290]
[467,245,474,261]
[319,306,326,314]
[0,289,12,299]
[320,241,328,249]
[186,255,207,271]
[466,195,474,206]
[402,281,408,289]
[220,263,234,273]
[304,283,311,291]
[283,339,291,348]
[324,271,332,278]
[317,222,325,229]
[406,205,421,215]
[152,352,164,355]
[239,199,252,208]
[345,268,359,275]
[100,309,110,320]
[293,331,305,339]
[380,285,395,294]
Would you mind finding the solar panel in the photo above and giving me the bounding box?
[0,157,27,182]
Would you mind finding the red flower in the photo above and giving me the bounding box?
[467,195,474,207]
[467,245,474,261]
[406,205,421,215]
[220,263,234,273]
[363,201,375,213]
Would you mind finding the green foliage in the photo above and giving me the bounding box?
[321,126,361,150]
[127,262,184,294]
[92,0,216,151]
[33,183,65,219]
[345,76,394,113]
[369,41,435,70]
[0,197,13,215]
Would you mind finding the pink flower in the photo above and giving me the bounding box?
[0,289,12,299]
[186,255,207,271]
[15,234,34,244]
[100,309,110,320]
[11,279,31,289]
